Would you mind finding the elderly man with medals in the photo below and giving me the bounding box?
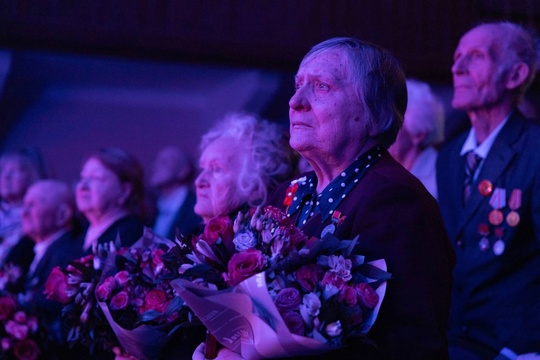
[437,22,540,359]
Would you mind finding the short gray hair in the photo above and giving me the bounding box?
[200,113,297,208]
[301,37,407,148]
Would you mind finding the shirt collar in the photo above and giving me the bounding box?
[460,111,512,158]
[286,145,383,223]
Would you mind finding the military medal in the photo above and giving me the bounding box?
[478,223,490,251]
[493,227,505,256]
[478,179,493,197]
[506,189,522,227]
[321,211,346,238]
[488,188,506,226]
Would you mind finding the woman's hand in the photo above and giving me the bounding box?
[192,342,244,360]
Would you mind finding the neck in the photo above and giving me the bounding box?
[468,103,513,145]
[86,208,128,227]
[308,138,378,193]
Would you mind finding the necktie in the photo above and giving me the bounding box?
[463,151,482,203]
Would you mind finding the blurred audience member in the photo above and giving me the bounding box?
[149,146,202,240]
[76,148,145,253]
[389,79,444,199]
[1,148,48,269]
[19,180,83,343]
[194,112,298,223]
[437,22,540,359]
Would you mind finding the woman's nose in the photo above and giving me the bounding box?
[289,86,310,112]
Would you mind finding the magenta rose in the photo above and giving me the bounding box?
[275,287,302,312]
[225,249,266,286]
[140,289,168,314]
[355,283,379,309]
[282,311,305,336]
[203,215,235,254]
[114,271,130,287]
[295,264,324,292]
[110,291,130,311]
[338,285,358,306]
[321,272,346,290]
[43,267,72,304]
[0,296,17,321]
[13,339,40,360]
[96,276,116,302]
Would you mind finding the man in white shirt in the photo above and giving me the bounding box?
[149,146,202,240]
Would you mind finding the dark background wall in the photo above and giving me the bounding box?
[0,0,539,184]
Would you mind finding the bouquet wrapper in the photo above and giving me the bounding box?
[171,259,386,360]
[96,228,177,360]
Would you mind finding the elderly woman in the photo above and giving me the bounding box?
[194,112,297,222]
[266,38,455,359]
[76,148,145,253]
[389,79,445,199]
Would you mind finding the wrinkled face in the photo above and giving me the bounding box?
[0,159,35,204]
[22,184,59,241]
[289,49,364,159]
[194,137,246,223]
[451,25,507,111]
[75,157,127,219]
[149,148,181,188]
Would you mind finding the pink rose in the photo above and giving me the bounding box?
[5,320,28,340]
[225,249,267,286]
[202,215,235,254]
[152,248,165,266]
[13,339,40,360]
[338,285,358,306]
[1,337,11,351]
[321,272,346,290]
[43,267,72,304]
[0,296,17,321]
[275,287,302,312]
[110,291,130,311]
[282,311,305,336]
[140,289,168,314]
[355,283,379,309]
[96,276,116,302]
[114,271,130,287]
[295,264,324,292]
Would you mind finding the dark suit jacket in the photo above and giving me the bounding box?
[163,190,202,240]
[270,151,455,360]
[82,214,144,254]
[437,111,540,356]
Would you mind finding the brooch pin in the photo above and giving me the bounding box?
[321,211,346,238]
[488,188,506,226]
[506,189,521,227]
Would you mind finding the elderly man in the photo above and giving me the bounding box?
[20,180,82,305]
[437,22,540,359]
[266,37,455,359]
[149,146,202,240]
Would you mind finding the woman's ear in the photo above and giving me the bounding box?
[506,62,530,90]
[118,183,133,206]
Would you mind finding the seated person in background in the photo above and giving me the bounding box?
[1,147,49,271]
[149,146,202,240]
[193,112,298,223]
[76,148,145,253]
[389,78,445,199]
[19,179,83,344]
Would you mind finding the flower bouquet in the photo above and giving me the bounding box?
[95,227,195,360]
[0,295,46,360]
[44,246,119,355]
[170,206,390,359]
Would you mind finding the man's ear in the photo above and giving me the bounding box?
[506,62,530,90]
[55,204,73,227]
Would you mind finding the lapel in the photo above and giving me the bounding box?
[455,113,525,238]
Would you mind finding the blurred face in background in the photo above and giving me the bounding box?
[0,158,36,204]
[76,157,130,222]
[194,137,246,223]
[22,183,61,242]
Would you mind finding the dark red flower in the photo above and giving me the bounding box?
[13,339,40,360]
[43,267,72,304]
